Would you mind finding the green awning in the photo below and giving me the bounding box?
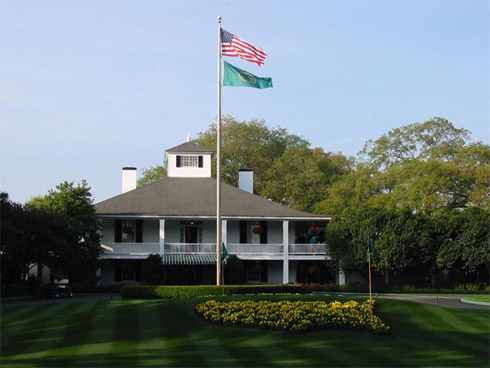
[163,254,217,265]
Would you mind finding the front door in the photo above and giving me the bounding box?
[180,221,203,243]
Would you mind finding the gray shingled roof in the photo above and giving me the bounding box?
[95,177,329,220]
[165,142,214,154]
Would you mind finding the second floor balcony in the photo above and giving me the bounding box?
[100,242,327,259]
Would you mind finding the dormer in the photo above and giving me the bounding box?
[165,141,213,178]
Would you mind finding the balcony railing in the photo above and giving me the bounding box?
[227,243,284,255]
[101,242,160,255]
[164,243,216,254]
[289,243,326,255]
[100,242,326,257]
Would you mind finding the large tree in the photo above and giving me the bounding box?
[194,115,310,194]
[316,118,489,215]
[0,193,32,292]
[27,181,101,287]
[137,116,352,211]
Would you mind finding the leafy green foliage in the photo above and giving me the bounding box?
[140,254,164,285]
[326,204,490,286]
[224,255,246,284]
[317,117,489,215]
[137,163,167,187]
[26,181,101,288]
[121,284,308,299]
[195,116,310,193]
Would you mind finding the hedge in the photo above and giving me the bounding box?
[121,285,306,299]
[121,283,490,299]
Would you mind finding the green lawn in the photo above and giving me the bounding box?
[1,295,488,367]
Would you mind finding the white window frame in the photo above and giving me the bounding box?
[181,155,198,167]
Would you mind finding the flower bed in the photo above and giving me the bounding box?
[195,299,390,334]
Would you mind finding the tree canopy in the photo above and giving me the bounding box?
[316,117,489,215]
[1,181,101,294]
[138,115,352,212]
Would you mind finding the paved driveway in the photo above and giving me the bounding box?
[376,294,489,310]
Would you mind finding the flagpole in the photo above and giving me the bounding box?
[216,15,223,286]
[368,236,372,302]
[368,254,372,302]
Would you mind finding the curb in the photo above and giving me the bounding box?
[460,297,490,307]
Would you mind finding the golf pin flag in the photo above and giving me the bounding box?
[223,61,273,89]
[366,236,377,262]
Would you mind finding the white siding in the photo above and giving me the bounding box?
[227,221,240,244]
[268,261,283,284]
[143,220,159,243]
[267,221,283,244]
[202,221,216,243]
[288,261,297,283]
[167,152,212,178]
[165,220,181,243]
[101,219,115,242]
[100,261,115,284]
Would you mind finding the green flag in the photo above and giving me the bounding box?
[221,242,229,261]
[366,236,377,262]
[223,61,273,89]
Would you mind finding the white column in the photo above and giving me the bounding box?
[222,219,227,248]
[282,220,289,284]
[159,219,165,255]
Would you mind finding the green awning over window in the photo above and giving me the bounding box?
[163,254,216,265]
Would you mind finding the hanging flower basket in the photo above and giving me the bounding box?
[251,225,262,234]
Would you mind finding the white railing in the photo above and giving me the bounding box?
[101,242,160,255]
[164,243,216,254]
[101,242,326,257]
[227,243,284,255]
[289,243,326,255]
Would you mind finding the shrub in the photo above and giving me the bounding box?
[224,256,246,284]
[141,254,164,285]
[195,299,390,334]
[121,284,306,299]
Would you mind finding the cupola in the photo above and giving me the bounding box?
[165,141,213,178]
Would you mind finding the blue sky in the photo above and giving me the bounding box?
[1,0,488,204]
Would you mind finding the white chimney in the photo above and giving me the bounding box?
[122,167,137,193]
[239,169,253,193]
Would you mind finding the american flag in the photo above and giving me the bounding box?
[221,29,267,67]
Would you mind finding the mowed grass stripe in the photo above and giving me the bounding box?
[417,305,489,352]
[398,303,487,366]
[1,303,80,364]
[1,297,489,367]
[38,301,101,367]
[155,299,207,367]
[104,300,143,367]
[183,303,239,367]
[70,301,125,367]
[371,300,471,367]
[130,300,172,367]
[1,304,55,348]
